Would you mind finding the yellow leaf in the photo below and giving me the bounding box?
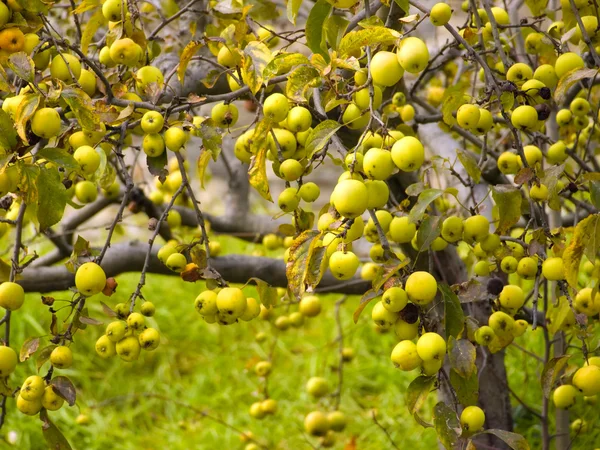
[178,40,204,85]
[81,8,106,54]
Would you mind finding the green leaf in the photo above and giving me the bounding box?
[305,119,342,157]
[248,120,272,201]
[541,355,571,398]
[448,337,476,378]
[196,150,211,189]
[37,167,68,230]
[306,0,332,59]
[563,214,600,288]
[178,41,204,85]
[40,409,72,450]
[17,0,49,13]
[433,402,461,449]
[394,0,410,13]
[247,278,279,307]
[242,41,272,95]
[147,152,168,184]
[65,235,92,273]
[0,109,17,151]
[415,215,442,252]
[590,181,600,209]
[450,368,479,406]
[7,52,35,84]
[197,118,222,160]
[61,88,102,131]
[408,188,443,223]
[541,163,565,211]
[20,336,40,362]
[263,52,310,83]
[441,84,467,126]
[492,185,522,234]
[406,375,436,414]
[285,230,326,300]
[38,148,79,171]
[287,0,303,24]
[338,26,400,58]
[500,91,515,111]
[439,283,464,340]
[554,68,599,104]
[324,15,349,50]
[373,254,410,292]
[456,149,481,184]
[479,430,530,450]
[15,93,41,143]
[50,376,76,406]
[352,288,379,323]
[286,65,321,103]
[16,161,40,205]
[524,0,548,16]
[357,15,385,28]
[81,7,105,54]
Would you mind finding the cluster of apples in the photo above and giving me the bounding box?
[553,357,600,409]
[95,314,160,362]
[193,287,260,326]
[301,377,348,448]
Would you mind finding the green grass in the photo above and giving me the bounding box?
[3,233,599,449]
[4,269,437,449]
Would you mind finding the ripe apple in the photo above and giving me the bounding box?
[50,345,73,369]
[278,187,300,212]
[268,128,297,158]
[102,0,125,21]
[298,182,320,202]
[382,287,408,312]
[0,27,25,53]
[110,38,141,67]
[139,327,160,350]
[329,250,360,280]
[217,45,241,67]
[116,335,141,362]
[363,148,394,180]
[50,54,82,82]
[75,180,98,204]
[460,406,485,433]
[299,295,321,317]
[20,375,45,401]
[405,271,438,305]
[0,2,10,28]
[573,365,600,396]
[342,103,369,129]
[456,104,481,130]
[397,37,429,74]
[488,311,514,338]
[497,151,521,174]
[73,145,101,174]
[143,133,165,157]
[353,86,383,110]
[517,256,538,280]
[16,394,42,416]
[370,51,404,87]
[0,281,25,311]
[304,411,329,436]
[327,411,347,431]
[555,52,585,79]
[306,376,329,397]
[372,301,399,329]
[96,334,117,358]
[511,105,539,131]
[78,69,96,97]
[552,383,577,409]
[141,111,165,134]
[75,261,107,296]
[216,287,247,319]
[240,297,260,321]
[0,346,17,376]
[391,340,423,371]
[31,107,61,139]
[391,136,425,172]
[416,332,446,361]
[506,63,533,85]
[211,102,239,128]
[430,3,452,26]
[263,93,289,122]
[286,106,312,132]
[164,127,187,152]
[330,179,368,218]
[42,385,65,411]
[499,284,525,309]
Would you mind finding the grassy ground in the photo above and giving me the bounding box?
[3,234,599,449]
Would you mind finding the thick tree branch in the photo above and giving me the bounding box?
[18,242,371,295]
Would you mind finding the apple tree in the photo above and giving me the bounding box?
[0,0,598,448]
